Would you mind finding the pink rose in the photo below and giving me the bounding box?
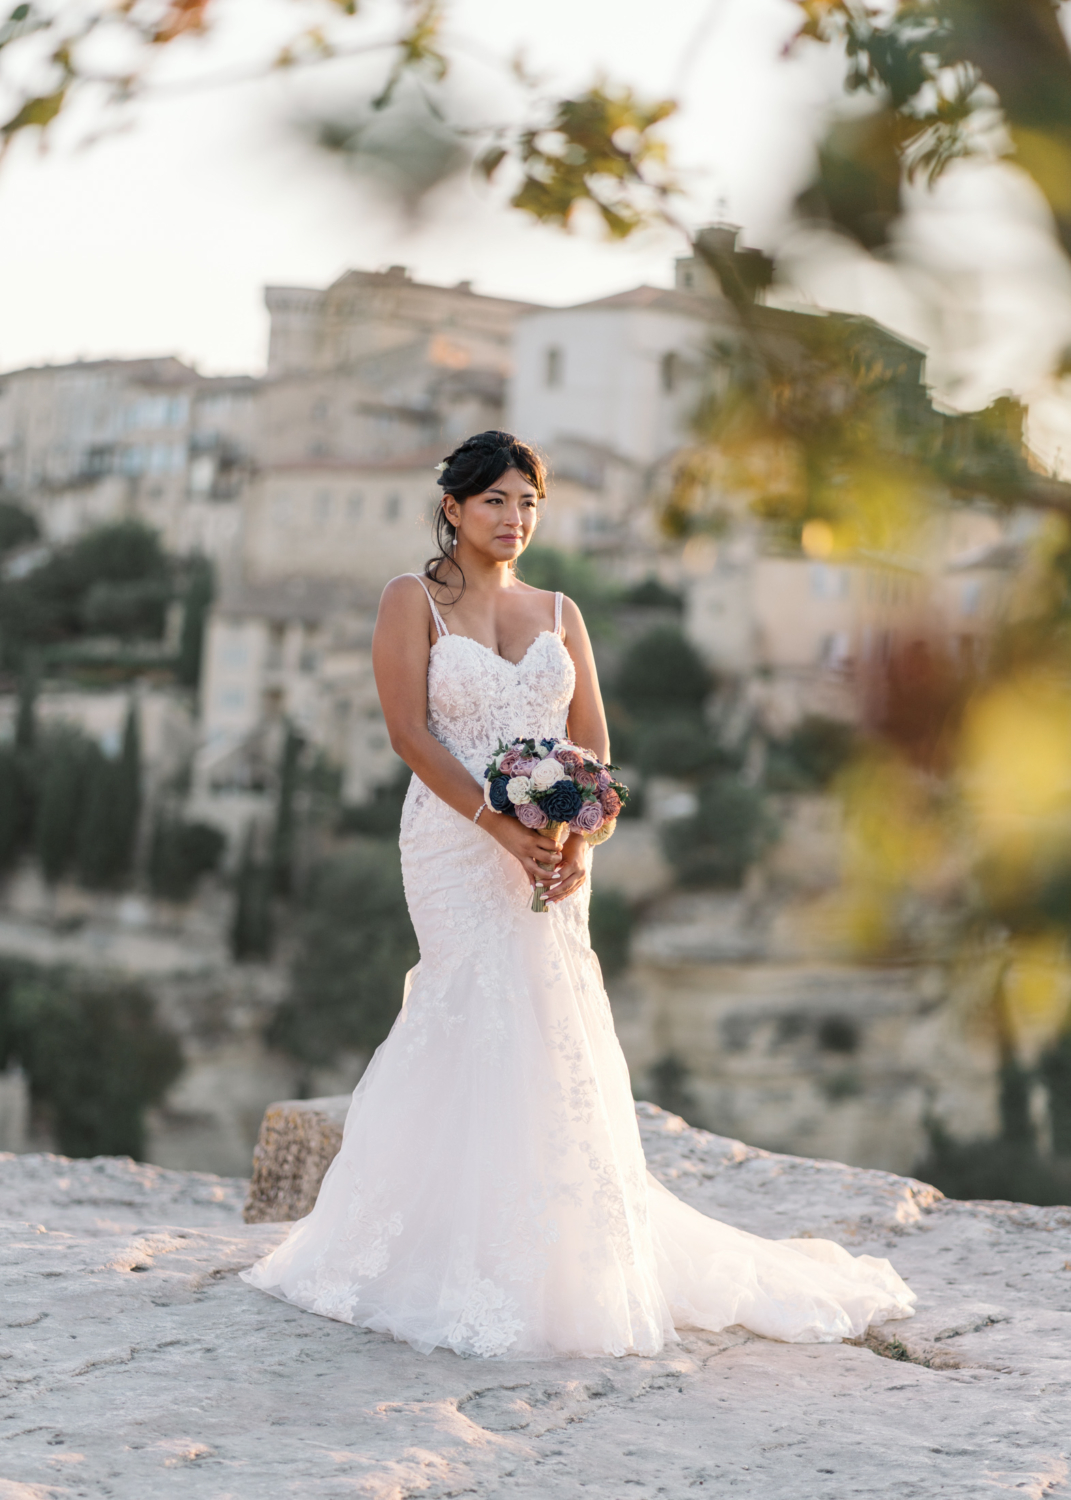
[600,787,622,818]
[515,801,549,829]
[553,748,583,775]
[570,801,605,834]
[499,748,525,776]
[575,768,600,792]
[596,769,612,792]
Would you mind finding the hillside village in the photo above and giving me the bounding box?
[0,226,1064,1192]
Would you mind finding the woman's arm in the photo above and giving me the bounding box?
[547,596,611,904]
[560,596,609,762]
[371,576,564,888]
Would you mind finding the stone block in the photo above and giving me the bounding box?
[242,1094,350,1223]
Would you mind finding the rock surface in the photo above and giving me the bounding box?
[243,1095,350,1223]
[1,1106,1069,1497]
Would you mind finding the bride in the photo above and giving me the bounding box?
[242,429,916,1359]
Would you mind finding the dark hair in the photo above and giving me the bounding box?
[425,430,547,595]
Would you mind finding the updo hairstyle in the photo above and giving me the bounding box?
[425,430,547,596]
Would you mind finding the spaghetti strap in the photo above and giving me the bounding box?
[554,591,564,637]
[404,573,449,639]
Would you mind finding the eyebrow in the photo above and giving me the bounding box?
[486,486,537,498]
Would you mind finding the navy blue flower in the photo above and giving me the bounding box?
[488,777,513,813]
[540,780,583,823]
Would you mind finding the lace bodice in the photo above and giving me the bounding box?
[426,630,575,777]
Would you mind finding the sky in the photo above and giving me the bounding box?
[0,0,843,375]
[1,0,1071,432]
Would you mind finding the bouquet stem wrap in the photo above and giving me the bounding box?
[531,822,567,913]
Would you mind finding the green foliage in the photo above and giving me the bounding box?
[490,85,679,239]
[338,764,411,838]
[35,726,96,884]
[230,827,274,961]
[662,776,773,888]
[635,715,734,781]
[621,576,683,610]
[0,747,20,870]
[0,961,183,1159]
[270,726,303,897]
[589,887,633,979]
[613,627,713,721]
[268,839,418,1066]
[0,500,38,553]
[0,520,171,669]
[765,716,859,792]
[75,706,140,889]
[177,555,213,689]
[148,816,225,902]
[1040,1031,1071,1158]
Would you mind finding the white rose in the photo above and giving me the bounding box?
[530,757,567,791]
[506,775,532,805]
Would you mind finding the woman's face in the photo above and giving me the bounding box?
[443,466,539,563]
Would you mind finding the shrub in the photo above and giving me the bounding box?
[662,775,773,887]
[589,887,633,978]
[516,545,615,629]
[634,715,733,780]
[765,715,858,791]
[0,500,39,554]
[620,576,683,610]
[268,840,419,1066]
[230,827,274,961]
[613,627,712,721]
[0,962,183,1159]
[76,706,140,889]
[149,816,225,901]
[177,556,213,689]
[36,726,97,883]
[913,1126,1071,1207]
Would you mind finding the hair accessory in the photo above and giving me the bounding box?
[434,460,448,473]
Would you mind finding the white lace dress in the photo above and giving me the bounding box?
[241,588,916,1359]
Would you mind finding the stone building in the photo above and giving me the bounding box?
[0,356,257,561]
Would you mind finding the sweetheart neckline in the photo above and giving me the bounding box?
[430,629,564,670]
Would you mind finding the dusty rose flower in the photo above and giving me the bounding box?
[499,748,525,776]
[600,787,622,818]
[596,769,612,792]
[575,768,600,792]
[570,801,605,834]
[515,801,549,829]
[553,748,583,775]
[513,756,539,776]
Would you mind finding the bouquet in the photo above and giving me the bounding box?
[482,736,629,913]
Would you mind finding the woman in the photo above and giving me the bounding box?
[242,430,916,1359]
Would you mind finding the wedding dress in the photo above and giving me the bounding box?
[242,582,916,1358]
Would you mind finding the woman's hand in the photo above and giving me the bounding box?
[545,833,589,904]
[485,813,564,888]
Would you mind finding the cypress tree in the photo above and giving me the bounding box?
[76,706,140,888]
[0,748,20,871]
[177,556,213,689]
[270,725,302,897]
[35,730,92,884]
[231,825,273,961]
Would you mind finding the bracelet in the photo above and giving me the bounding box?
[473,803,487,826]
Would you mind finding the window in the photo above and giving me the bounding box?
[661,351,678,394]
[545,346,563,388]
[220,637,248,669]
[219,687,246,711]
[346,491,364,520]
[314,489,332,523]
[384,493,401,522]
